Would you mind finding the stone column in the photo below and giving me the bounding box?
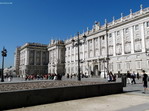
[113,32,116,56]
[140,22,146,52]
[121,29,125,55]
[73,46,75,62]
[87,40,89,58]
[92,39,95,57]
[105,34,107,57]
[83,42,85,60]
[26,48,29,65]
[98,36,101,56]
[97,59,100,71]
[130,26,134,53]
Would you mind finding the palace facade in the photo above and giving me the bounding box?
[64,6,149,77]
[15,6,149,77]
[14,43,49,77]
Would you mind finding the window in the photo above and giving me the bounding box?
[125,28,128,33]
[136,61,141,69]
[117,63,121,71]
[126,62,130,70]
[135,25,139,30]
[147,22,149,27]
[109,63,113,71]
[109,33,112,38]
[117,31,120,36]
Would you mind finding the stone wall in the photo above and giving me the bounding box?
[0,82,123,110]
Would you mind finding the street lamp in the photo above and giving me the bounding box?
[1,47,7,82]
[71,32,87,81]
[105,19,109,75]
[103,58,106,79]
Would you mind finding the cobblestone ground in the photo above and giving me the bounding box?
[0,80,104,92]
[2,77,149,111]
[5,78,149,111]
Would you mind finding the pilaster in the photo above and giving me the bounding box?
[113,32,116,56]
[140,22,146,52]
[92,39,95,57]
[130,26,134,53]
[121,29,125,55]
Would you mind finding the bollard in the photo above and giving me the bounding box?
[121,75,127,87]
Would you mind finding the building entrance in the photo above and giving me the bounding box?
[93,65,99,76]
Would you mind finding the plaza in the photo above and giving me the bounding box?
[4,78,149,111]
[0,1,149,111]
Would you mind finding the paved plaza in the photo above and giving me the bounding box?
[2,77,149,111]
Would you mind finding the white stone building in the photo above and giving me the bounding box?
[64,6,149,77]
[15,43,49,77]
[48,40,65,75]
[15,6,149,78]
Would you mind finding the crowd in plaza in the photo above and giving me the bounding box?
[24,73,62,81]
[2,69,149,93]
[122,70,148,93]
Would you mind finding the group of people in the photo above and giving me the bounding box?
[107,71,116,82]
[25,73,62,81]
[126,70,148,94]
[66,73,89,79]
[4,74,13,82]
[126,71,138,84]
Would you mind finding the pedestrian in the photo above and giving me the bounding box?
[107,72,113,82]
[131,71,136,84]
[112,74,116,82]
[126,71,131,84]
[67,73,69,79]
[137,72,140,80]
[142,70,148,94]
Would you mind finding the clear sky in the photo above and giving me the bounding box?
[0,0,148,68]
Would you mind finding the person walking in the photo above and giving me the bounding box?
[142,70,148,94]
[126,71,131,84]
[137,72,140,80]
[131,71,136,84]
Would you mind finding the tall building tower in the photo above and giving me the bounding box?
[48,40,65,75]
[15,43,49,77]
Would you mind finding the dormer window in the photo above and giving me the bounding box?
[117,31,120,36]
[135,25,139,30]
[125,28,129,33]
[109,33,112,38]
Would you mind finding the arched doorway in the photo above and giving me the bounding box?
[93,65,98,76]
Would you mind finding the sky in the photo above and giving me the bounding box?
[0,0,148,68]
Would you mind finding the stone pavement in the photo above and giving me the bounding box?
[4,78,149,111]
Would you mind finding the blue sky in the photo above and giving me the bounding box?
[0,0,148,67]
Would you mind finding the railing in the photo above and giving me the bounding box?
[143,7,149,13]
[123,15,130,21]
[64,7,149,44]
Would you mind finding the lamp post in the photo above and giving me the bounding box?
[1,47,7,82]
[72,32,87,81]
[105,20,109,75]
[103,58,106,79]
